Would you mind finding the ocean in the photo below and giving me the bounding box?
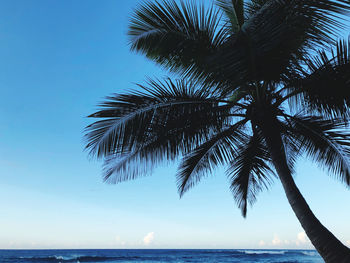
[0,249,324,262]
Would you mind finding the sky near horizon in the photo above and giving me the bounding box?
[0,0,350,250]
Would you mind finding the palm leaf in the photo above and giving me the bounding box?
[85,78,233,158]
[102,142,162,184]
[177,120,247,196]
[233,0,244,27]
[279,116,303,174]
[286,114,350,186]
[245,0,268,17]
[227,132,276,217]
[289,38,350,117]
[128,0,228,81]
[215,0,244,32]
[211,0,350,90]
[102,127,184,183]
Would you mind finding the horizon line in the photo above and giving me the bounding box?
[0,248,317,251]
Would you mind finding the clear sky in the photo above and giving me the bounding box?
[0,0,349,250]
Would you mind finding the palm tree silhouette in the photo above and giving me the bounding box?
[85,1,350,261]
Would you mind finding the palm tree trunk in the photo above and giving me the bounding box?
[259,115,350,263]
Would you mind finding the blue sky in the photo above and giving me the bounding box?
[0,0,349,250]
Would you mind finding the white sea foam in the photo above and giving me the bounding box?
[54,255,79,263]
[54,255,72,260]
[302,251,318,256]
[241,250,286,255]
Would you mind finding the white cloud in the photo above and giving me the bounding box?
[346,240,350,247]
[296,232,309,246]
[143,232,155,245]
[259,240,265,246]
[272,235,282,246]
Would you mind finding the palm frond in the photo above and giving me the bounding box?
[286,114,350,186]
[243,0,349,49]
[216,0,239,32]
[177,120,247,197]
[215,0,244,32]
[245,0,268,17]
[233,0,244,27]
[279,117,303,174]
[227,132,275,217]
[288,38,350,118]
[128,0,228,80]
[102,142,161,184]
[85,78,233,159]
[228,86,252,103]
[102,129,181,183]
[211,0,350,90]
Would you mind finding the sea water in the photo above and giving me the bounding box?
[0,249,324,262]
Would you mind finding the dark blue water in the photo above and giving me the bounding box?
[0,249,324,262]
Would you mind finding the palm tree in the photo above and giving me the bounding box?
[85,0,350,262]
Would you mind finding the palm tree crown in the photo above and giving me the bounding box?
[85,1,350,262]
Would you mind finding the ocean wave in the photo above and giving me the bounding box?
[301,251,318,257]
[6,250,320,262]
[16,255,143,262]
[240,250,286,255]
[239,250,318,256]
